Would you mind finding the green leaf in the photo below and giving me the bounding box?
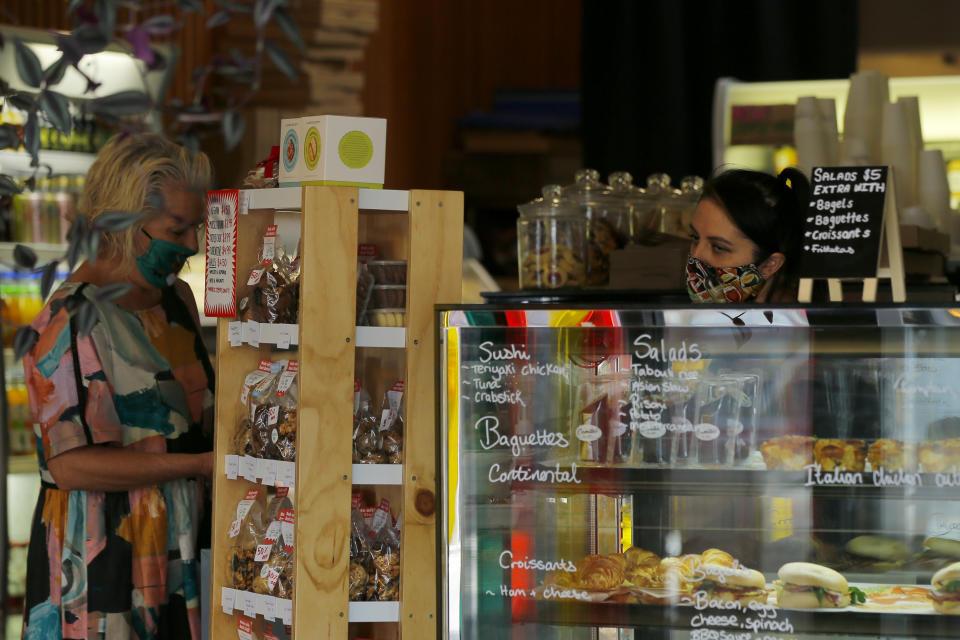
[178,0,205,12]
[40,260,60,300]
[945,580,960,593]
[812,586,826,607]
[94,281,132,303]
[89,91,153,116]
[91,210,142,232]
[253,0,280,28]
[848,586,866,604]
[7,93,35,112]
[72,23,109,55]
[222,110,245,151]
[142,14,176,36]
[23,110,40,165]
[214,0,253,12]
[40,90,72,135]
[13,40,44,88]
[44,56,69,86]
[273,7,304,52]
[205,10,231,29]
[83,230,101,263]
[12,326,39,361]
[265,40,297,81]
[13,244,38,270]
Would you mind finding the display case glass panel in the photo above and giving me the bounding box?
[440,305,960,640]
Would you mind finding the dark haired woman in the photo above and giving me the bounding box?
[686,168,809,303]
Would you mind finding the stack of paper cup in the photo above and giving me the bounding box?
[843,71,889,164]
[881,100,918,211]
[794,96,832,176]
[818,98,840,165]
[919,149,951,233]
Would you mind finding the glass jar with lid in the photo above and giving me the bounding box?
[562,169,631,286]
[516,185,588,289]
[651,174,703,237]
[608,171,659,244]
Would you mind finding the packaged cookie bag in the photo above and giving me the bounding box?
[234,360,278,457]
[252,503,295,600]
[349,493,372,601]
[249,361,297,461]
[353,399,381,464]
[378,382,405,464]
[241,226,299,324]
[368,499,401,601]
[227,489,268,591]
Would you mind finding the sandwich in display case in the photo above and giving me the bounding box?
[439,304,960,639]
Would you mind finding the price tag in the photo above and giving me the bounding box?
[279,509,295,548]
[261,459,279,486]
[255,593,270,617]
[237,616,253,640]
[240,455,259,482]
[247,268,265,286]
[261,226,277,263]
[241,590,257,618]
[229,321,243,347]
[221,587,236,614]
[277,327,291,350]
[279,598,293,625]
[277,461,296,488]
[268,406,280,426]
[239,190,250,216]
[262,594,277,620]
[264,520,282,543]
[276,361,298,396]
[224,455,239,480]
[245,320,260,348]
[255,543,273,562]
[228,519,242,538]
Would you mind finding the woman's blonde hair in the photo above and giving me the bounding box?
[76,133,212,263]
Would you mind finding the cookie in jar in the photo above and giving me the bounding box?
[517,185,587,289]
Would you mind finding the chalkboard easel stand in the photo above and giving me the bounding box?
[798,177,906,303]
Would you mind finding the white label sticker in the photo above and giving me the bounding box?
[221,587,236,614]
[262,593,277,619]
[267,568,281,593]
[247,268,265,286]
[268,406,280,426]
[264,520,282,543]
[277,462,296,488]
[695,423,721,441]
[225,455,239,480]
[639,422,667,439]
[239,190,250,216]
[261,460,278,486]
[229,321,243,347]
[262,236,276,263]
[576,424,602,443]
[380,409,397,432]
[245,320,260,348]
[255,543,273,562]
[277,362,297,395]
[241,591,257,618]
[277,328,291,350]
[228,519,242,538]
[240,456,258,482]
[236,497,255,521]
[281,520,294,548]
[279,597,293,625]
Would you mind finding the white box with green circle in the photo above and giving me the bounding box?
[279,117,306,185]
[279,115,387,188]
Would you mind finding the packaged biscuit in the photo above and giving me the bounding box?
[235,360,279,456]
[228,489,268,591]
[367,499,401,601]
[241,226,300,324]
[353,399,381,463]
[378,382,404,465]
[250,361,298,461]
[252,505,295,599]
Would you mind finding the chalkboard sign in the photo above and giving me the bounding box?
[798,166,889,279]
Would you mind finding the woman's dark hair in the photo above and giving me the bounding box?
[701,167,810,296]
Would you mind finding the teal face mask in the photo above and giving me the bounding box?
[136,229,197,288]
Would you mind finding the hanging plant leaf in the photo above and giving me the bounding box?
[23,110,40,166]
[14,40,44,88]
[95,281,132,303]
[265,40,297,81]
[94,0,117,37]
[763,310,774,324]
[13,244,38,270]
[13,326,40,361]
[205,10,231,29]
[273,7,304,52]
[125,27,155,67]
[253,0,280,28]
[0,124,20,150]
[92,210,142,232]
[66,0,85,15]
[44,56,70,86]
[142,14,177,36]
[7,93,35,112]
[72,23,109,55]
[222,109,245,151]
[40,90,73,135]
[40,260,60,300]
[83,230,101,263]
[178,0,205,12]
[89,91,153,116]
[0,174,23,196]
[214,0,253,13]
[66,236,83,270]
[75,299,99,336]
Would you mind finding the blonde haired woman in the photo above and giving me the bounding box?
[22,133,215,639]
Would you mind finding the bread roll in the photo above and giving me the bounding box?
[814,439,866,471]
[761,436,814,470]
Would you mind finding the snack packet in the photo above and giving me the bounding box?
[228,489,268,591]
[249,361,297,461]
[242,227,299,324]
[353,399,382,464]
[379,382,404,464]
[367,499,400,601]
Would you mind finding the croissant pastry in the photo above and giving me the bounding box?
[624,547,661,570]
[576,554,625,591]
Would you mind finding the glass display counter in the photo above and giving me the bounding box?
[439,304,960,639]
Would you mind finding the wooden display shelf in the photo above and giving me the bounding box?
[210,186,463,640]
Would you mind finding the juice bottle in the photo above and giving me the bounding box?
[25,180,45,243]
[45,176,61,244]
[0,270,17,345]
[21,272,43,324]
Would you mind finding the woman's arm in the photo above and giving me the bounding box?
[47,446,213,492]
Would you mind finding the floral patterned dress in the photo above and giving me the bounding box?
[21,281,214,640]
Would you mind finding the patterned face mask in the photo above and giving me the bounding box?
[686,255,766,303]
